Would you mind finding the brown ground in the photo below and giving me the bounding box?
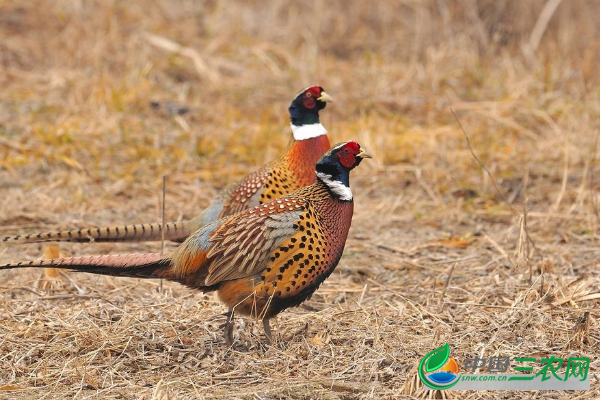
[0,1,599,399]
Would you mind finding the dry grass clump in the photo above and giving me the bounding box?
[1,0,599,398]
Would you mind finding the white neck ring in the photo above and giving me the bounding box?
[291,123,327,141]
[316,171,352,201]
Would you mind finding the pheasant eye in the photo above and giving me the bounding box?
[306,92,312,97]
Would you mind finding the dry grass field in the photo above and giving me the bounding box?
[1,1,600,398]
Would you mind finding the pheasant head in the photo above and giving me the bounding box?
[316,141,371,201]
[289,86,333,141]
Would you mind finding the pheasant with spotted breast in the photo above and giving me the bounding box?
[0,141,371,344]
[2,86,333,245]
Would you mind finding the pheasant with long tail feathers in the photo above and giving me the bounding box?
[2,86,333,245]
[1,142,371,344]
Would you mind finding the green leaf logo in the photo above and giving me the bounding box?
[425,343,450,373]
[418,343,460,390]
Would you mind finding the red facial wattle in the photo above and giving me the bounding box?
[302,97,316,109]
[301,86,324,109]
[338,142,360,168]
[338,154,354,168]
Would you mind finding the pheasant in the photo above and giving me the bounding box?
[2,86,334,245]
[0,141,371,344]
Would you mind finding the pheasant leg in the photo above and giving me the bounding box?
[263,318,273,344]
[222,310,235,345]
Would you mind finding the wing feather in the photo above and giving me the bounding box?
[203,202,305,285]
[171,195,307,286]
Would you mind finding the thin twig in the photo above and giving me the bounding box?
[160,175,167,293]
[590,131,600,227]
[161,175,167,255]
[520,171,533,284]
[440,263,456,300]
[451,109,545,266]
[523,200,533,284]
[451,108,519,219]
[550,136,569,213]
[529,0,565,52]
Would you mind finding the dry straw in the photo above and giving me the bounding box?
[1,0,599,398]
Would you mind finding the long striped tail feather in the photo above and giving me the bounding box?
[0,253,174,280]
[1,220,198,245]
